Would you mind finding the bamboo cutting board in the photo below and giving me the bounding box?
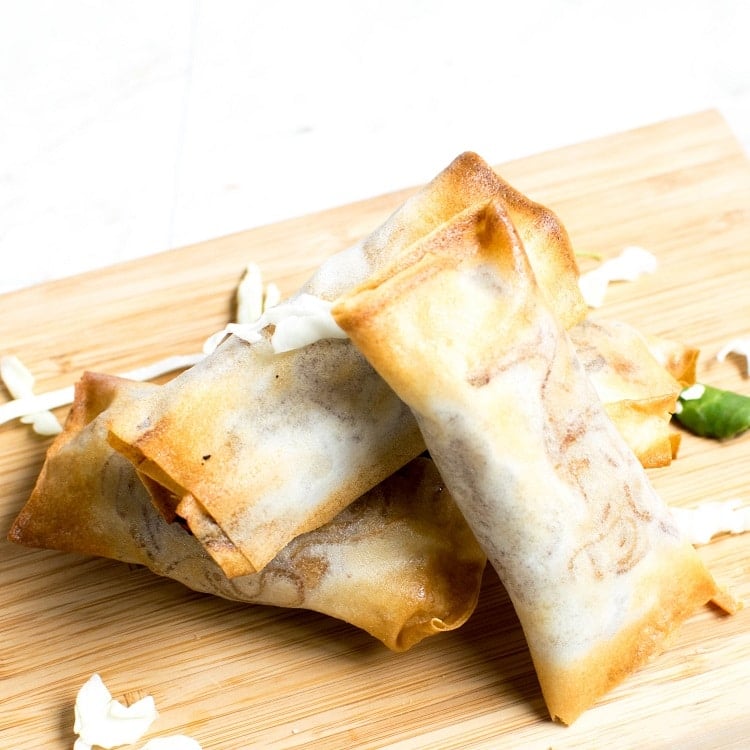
[2,110,750,749]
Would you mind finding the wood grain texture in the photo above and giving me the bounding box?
[1,110,749,749]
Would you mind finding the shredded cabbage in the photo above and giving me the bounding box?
[671,500,750,545]
[716,336,750,377]
[0,355,63,435]
[578,245,658,308]
[0,355,205,431]
[204,293,348,355]
[73,674,202,750]
[74,674,158,750]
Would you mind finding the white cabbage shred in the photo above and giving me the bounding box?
[578,245,658,308]
[671,500,750,546]
[679,383,706,401]
[73,673,158,750]
[73,674,202,750]
[0,355,63,435]
[673,383,706,414]
[203,292,348,355]
[204,261,347,355]
[0,355,205,431]
[235,261,281,324]
[716,336,750,377]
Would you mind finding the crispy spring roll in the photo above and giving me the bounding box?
[107,152,586,576]
[8,372,486,652]
[331,198,719,723]
[108,333,423,578]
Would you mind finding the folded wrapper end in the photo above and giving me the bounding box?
[109,427,262,579]
[6,372,152,558]
[532,542,720,725]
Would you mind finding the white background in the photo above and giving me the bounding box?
[2,0,749,295]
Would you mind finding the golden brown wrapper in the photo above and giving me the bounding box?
[8,372,486,652]
[106,152,585,577]
[643,332,700,388]
[332,197,719,723]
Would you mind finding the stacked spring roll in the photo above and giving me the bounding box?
[8,371,486,652]
[7,152,722,720]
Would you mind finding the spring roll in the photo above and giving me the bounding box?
[8,372,486,652]
[331,198,719,723]
[107,152,586,576]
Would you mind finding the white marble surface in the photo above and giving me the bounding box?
[2,0,749,295]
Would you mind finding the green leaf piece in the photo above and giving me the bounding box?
[674,383,750,440]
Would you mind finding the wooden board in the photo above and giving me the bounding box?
[2,110,749,749]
